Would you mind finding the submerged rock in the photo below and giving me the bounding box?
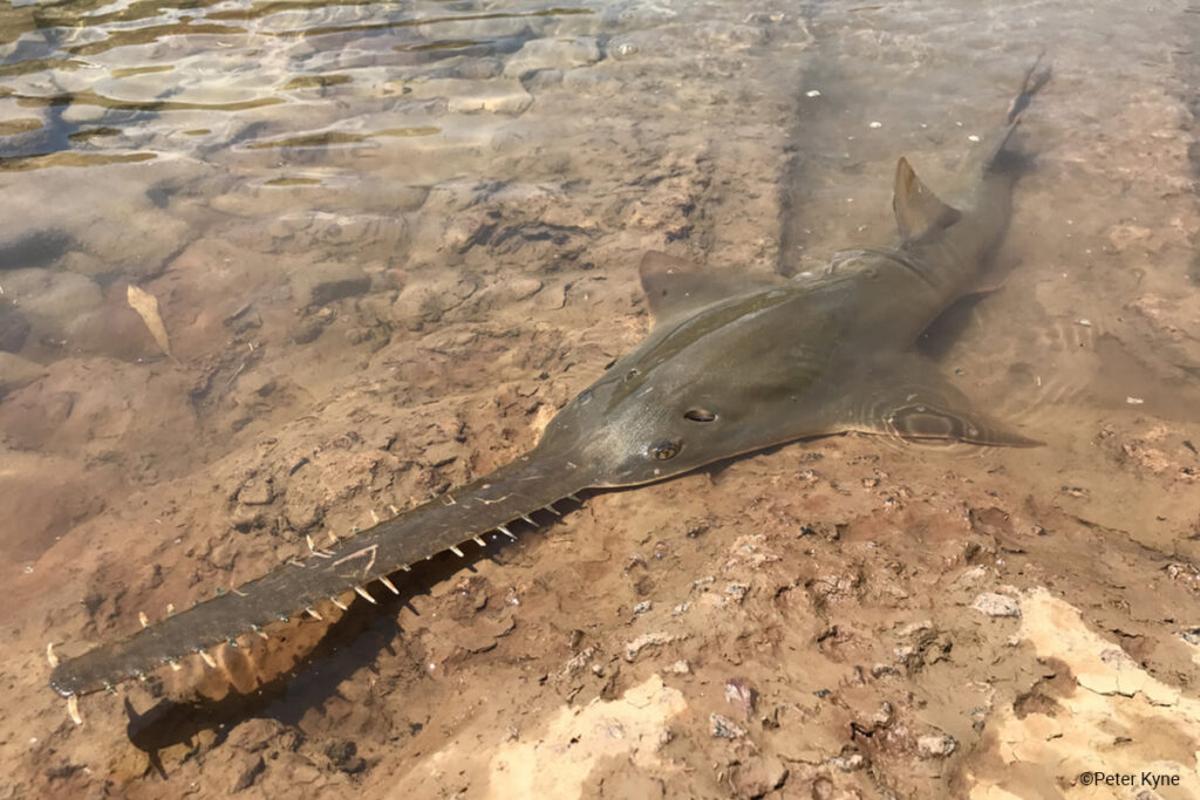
[2,268,103,342]
[0,352,46,396]
[290,260,372,308]
[0,303,30,353]
[503,36,601,77]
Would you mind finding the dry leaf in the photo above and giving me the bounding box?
[126,285,172,358]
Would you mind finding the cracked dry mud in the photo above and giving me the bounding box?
[2,0,1200,798]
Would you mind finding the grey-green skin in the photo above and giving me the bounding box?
[50,61,1048,700]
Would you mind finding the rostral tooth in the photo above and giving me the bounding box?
[379,576,400,595]
[354,586,377,604]
[66,695,82,726]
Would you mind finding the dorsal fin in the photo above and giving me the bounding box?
[892,157,961,242]
[638,251,787,327]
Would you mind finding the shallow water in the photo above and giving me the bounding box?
[1,0,1199,797]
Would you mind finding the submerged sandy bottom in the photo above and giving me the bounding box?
[1,0,1200,797]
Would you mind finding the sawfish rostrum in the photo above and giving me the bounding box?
[49,61,1050,707]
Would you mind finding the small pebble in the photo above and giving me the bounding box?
[967,134,981,142]
[830,753,865,772]
[1126,396,1145,405]
[1076,318,1092,327]
[710,713,746,739]
[633,601,652,615]
[868,121,882,129]
[805,89,821,97]
[972,592,1021,618]
[918,733,958,758]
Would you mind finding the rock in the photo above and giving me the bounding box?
[238,477,274,506]
[447,81,533,115]
[391,274,478,331]
[694,21,768,47]
[917,733,957,759]
[325,739,366,774]
[829,753,866,772]
[451,57,503,80]
[734,755,788,797]
[0,228,72,270]
[422,442,460,467]
[0,302,30,352]
[710,713,746,739]
[871,663,899,678]
[231,755,265,793]
[667,660,690,675]
[523,69,563,90]
[972,592,1021,618]
[2,268,103,340]
[507,277,543,302]
[284,499,323,532]
[0,352,45,396]
[290,260,371,308]
[0,161,195,281]
[290,316,329,344]
[624,631,678,662]
[407,78,533,114]
[503,37,601,77]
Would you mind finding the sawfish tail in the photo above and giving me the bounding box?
[49,451,593,699]
[982,52,1053,170]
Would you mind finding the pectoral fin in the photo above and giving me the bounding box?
[841,357,1041,447]
[893,157,961,242]
[639,252,788,327]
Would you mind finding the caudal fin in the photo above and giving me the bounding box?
[984,53,1053,170]
[1006,51,1052,124]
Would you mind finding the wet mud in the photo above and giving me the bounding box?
[1,0,1200,798]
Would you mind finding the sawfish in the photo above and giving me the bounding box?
[48,59,1050,715]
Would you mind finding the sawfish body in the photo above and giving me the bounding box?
[49,61,1050,705]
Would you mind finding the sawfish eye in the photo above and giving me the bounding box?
[649,440,680,460]
[684,408,717,423]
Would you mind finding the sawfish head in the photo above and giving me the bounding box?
[532,252,852,487]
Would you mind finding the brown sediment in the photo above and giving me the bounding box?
[1,0,1199,798]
